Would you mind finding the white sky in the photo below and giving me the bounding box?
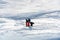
[0,0,60,15]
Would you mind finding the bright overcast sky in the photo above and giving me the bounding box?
[0,0,60,15]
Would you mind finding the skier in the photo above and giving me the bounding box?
[26,18,31,27]
[26,18,34,27]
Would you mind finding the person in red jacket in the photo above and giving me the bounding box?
[26,18,30,27]
[26,18,34,27]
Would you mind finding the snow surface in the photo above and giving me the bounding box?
[0,17,60,40]
[0,0,60,40]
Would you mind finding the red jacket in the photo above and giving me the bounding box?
[26,22,30,27]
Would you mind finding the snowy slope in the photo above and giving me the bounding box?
[0,16,60,40]
[0,0,60,40]
[0,0,60,17]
